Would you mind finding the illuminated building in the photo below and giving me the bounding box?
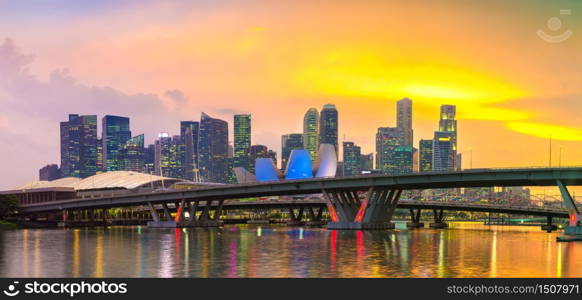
[376,127,402,174]
[419,139,433,172]
[432,131,455,171]
[119,134,144,172]
[360,153,374,173]
[233,114,251,169]
[102,115,131,172]
[303,108,319,160]
[180,121,199,181]
[319,104,338,156]
[198,112,229,183]
[342,141,361,176]
[393,146,413,175]
[60,114,98,178]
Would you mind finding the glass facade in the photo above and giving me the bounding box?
[180,121,200,181]
[60,114,98,178]
[375,126,402,174]
[198,112,229,183]
[319,104,338,156]
[303,108,319,160]
[342,141,361,176]
[419,139,433,172]
[102,115,131,172]
[393,145,413,175]
[397,98,413,147]
[119,134,144,172]
[233,114,251,169]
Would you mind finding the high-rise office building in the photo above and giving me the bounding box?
[198,113,229,183]
[154,133,172,177]
[393,146,413,175]
[397,98,413,147]
[96,138,103,172]
[233,114,251,169]
[281,133,304,171]
[102,115,131,172]
[266,149,278,168]
[144,144,156,174]
[39,164,62,181]
[60,114,98,178]
[119,134,144,172]
[376,127,402,174]
[180,121,200,181]
[419,139,433,172]
[303,108,319,160]
[319,104,338,156]
[438,105,457,148]
[432,131,455,171]
[342,141,361,176]
[436,104,458,170]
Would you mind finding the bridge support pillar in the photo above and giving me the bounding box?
[429,208,448,229]
[557,180,582,241]
[287,207,305,226]
[324,188,399,230]
[407,209,424,228]
[306,206,326,226]
[541,216,558,232]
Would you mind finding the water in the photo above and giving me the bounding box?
[0,222,580,278]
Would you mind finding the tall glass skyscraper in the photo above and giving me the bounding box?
[180,121,200,181]
[319,104,338,156]
[436,104,459,170]
[198,113,229,183]
[119,134,144,172]
[432,131,455,171]
[281,133,304,171]
[393,146,413,175]
[102,115,131,172]
[375,127,403,174]
[419,139,433,172]
[233,114,251,169]
[342,141,361,176]
[303,108,319,160]
[397,98,413,147]
[60,114,98,178]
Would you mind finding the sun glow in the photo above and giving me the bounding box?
[507,122,582,141]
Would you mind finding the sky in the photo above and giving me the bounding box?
[0,0,581,190]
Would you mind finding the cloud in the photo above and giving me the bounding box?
[0,38,195,188]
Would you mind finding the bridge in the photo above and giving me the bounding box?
[17,167,582,232]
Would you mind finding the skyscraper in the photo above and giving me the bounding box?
[154,133,172,177]
[180,121,200,181]
[102,115,131,172]
[432,131,455,171]
[438,105,457,149]
[119,134,144,172]
[375,127,402,174]
[281,133,304,171]
[60,114,98,178]
[393,146,413,175]
[233,114,251,169]
[397,98,413,147]
[319,104,338,156]
[342,141,361,176]
[144,144,156,174]
[436,104,458,170]
[198,113,229,183]
[303,108,319,160]
[419,139,433,172]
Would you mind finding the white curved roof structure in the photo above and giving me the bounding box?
[15,177,82,190]
[73,171,183,190]
[11,171,184,192]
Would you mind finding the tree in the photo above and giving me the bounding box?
[0,194,19,220]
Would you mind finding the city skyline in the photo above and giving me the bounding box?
[1,0,581,188]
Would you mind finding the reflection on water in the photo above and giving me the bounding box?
[0,222,580,278]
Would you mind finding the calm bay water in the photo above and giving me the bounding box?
[1,222,580,278]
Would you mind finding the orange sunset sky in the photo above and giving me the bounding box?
[0,0,581,189]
